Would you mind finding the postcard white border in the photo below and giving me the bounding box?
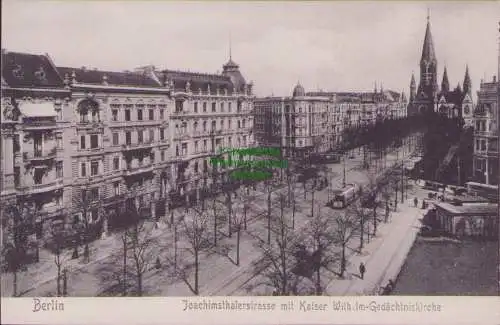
[1,296,500,325]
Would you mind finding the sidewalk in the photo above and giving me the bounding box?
[325,199,428,296]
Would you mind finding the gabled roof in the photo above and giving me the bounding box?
[57,66,162,88]
[2,51,65,88]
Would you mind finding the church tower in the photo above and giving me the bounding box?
[462,64,472,96]
[410,72,416,102]
[414,9,439,114]
[441,66,450,94]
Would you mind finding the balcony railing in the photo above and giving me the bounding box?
[19,179,63,195]
[474,130,497,137]
[173,132,191,141]
[24,147,57,161]
[121,141,154,151]
[123,164,154,176]
[475,149,498,158]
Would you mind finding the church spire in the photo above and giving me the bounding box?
[463,64,472,96]
[410,72,416,102]
[421,9,437,65]
[441,66,450,93]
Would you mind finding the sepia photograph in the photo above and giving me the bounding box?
[1,0,499,304]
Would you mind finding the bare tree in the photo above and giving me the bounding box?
[1,201,37,297]
[181,207,211,295]
[72,187,102,263]
[347,201,371,251]
[249,194,297,295]
[123,218,155,297]
[303,204,338,295]
[49,221,69,297]
[332,213,357,278]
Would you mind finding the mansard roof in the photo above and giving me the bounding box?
[57,66,162,88]
[158,70,235,95]
[2,51,65,88]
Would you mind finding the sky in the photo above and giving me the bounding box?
[2,1,499,97]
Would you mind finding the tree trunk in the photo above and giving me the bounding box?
[372,207,377,236]
[194,250,199,295]
[243,204,248,230]
[267,190,271,244]
[137,273,142,297]
[174,225,178,271]
[236,230,240,266]
[13,270,18,297]
[213,208,218,246]
[123,239,127,296]
[359,218,364,251]
[292,199,296,229]
[340,243,346,277]
[227,193,232,238]
[311,187,315,218]
[57,265,61,297]
[316,266,321,295]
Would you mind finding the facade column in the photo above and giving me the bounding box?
[485,158,490,185]
[1,133,15,194]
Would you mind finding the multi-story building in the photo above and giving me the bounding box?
[1,50,254,239]
[254,83,334,159]
[254,82,407,159]
[472,76,498,186]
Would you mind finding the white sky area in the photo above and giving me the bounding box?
[2,1,499,97]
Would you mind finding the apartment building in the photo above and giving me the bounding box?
[254,83,334,159]
[1,50,254,239]
[254,82,408,159]
[472,76,498,186]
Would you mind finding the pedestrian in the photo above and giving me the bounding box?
[359,262,366,280]
[413,197,418,207]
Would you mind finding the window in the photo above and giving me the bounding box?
[126,131,132,145]
[150,152,155,163]
[203,102,207,112]
[193,121,198,132]
[13,134,20,153]
[160,128,165,140]
[57,109,62,121]
[194,161,199,173]
[203,140,207,151]
[56,161,63,178]
[90,188,99,202]
[137,109,143,121]
[211,120,216,130]
[194,102,198,113]
[113,181,120,196]
[80,135,86,149]
[176,145,180,156]
[125,109,131,121]
[203,121,207,131]
[56,134,63,150]
[81,162,86,177]
[161,150,165,161]
[34,169,44,184]
[113,157,120,170]
[220,120,224,130]
[149,109,154,120]
[182,143,188,156]
[160,109,164,120]
[203,160,208,172]
[175,100,184,112]
[91,160,99,176]
[237,120,241,128]
[138,130,143,144]
[91,110,99,123]
[149,129,154,143]
[228,102,232,112]
[212,102,216,112]
[220,102,224,112]
[228,137,232,147]
[14,167,20,187]
[228,120,232,129]
[90,134,99,149]
[112,109,118,121]
[194,141,199,152]
[80,110,88,123]
[112,132,119,146]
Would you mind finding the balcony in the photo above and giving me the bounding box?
[173,132,191,141]
[24,147,57,161]
[123,164,154,177]
[103,193,127,205]
[121,141,154,152]
[474,130,497,138]
[19,179,64,195]
[475,149,498,158]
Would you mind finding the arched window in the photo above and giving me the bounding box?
[78,99,99,123]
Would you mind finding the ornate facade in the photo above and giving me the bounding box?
[1,50,254,237]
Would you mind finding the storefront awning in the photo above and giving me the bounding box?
[20,102,56,117]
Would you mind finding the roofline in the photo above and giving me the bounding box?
[2,86,71,93]
[70,83,170,93]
